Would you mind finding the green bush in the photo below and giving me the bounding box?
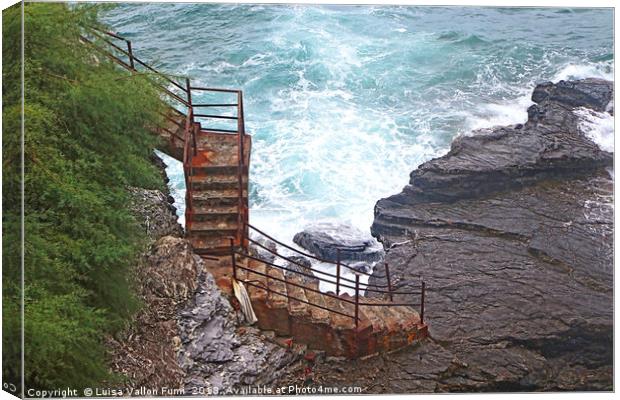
[3,2,166,390]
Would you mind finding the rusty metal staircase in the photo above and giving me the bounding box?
[183,90,250,255]
[85,28,428,359]
[81,28,250,253]
[187,131,251,254]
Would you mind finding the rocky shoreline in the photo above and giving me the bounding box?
[276,78,613,392]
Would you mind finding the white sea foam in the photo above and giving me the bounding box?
[154,150,186,226]
[463,91,534,134]
[249,82,440,247]
[462,61,614,138]
[574,107,614,153]
[553,61,614,82]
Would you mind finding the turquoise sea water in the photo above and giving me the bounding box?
[105,5,613,243]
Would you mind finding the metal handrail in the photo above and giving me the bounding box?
[193,114,238,120]
[248,236,357,285]
[240,250,357,301]
[247,236,421,295]
[235,251,357,306]
[183,107,195,229]
[203,127,238,133]
[192,103,238,107]
[80,31,191,109]
[236,91,247,248]
[232,248,358,323]
[190,86,240,93]
[90,27,189,94]
[232,248,426,327]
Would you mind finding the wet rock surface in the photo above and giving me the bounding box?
[248,236,278,263]
[284,255,318,284]
[392,78,613,204]
[293,222,384,263]
[178,256,300,392]
[278,79,613,392]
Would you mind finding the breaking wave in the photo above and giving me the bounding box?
[105,5,614,244]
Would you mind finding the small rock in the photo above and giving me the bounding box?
[248,236,278,263]
[283,255,318,284]
[349,261,372,274]
[293,222,384,263]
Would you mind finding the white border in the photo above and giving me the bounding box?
[0,1,617,400]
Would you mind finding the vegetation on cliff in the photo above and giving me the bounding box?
[3,2,166,390]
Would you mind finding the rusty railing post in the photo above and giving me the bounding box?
[354,274,360,329]
[336,249,341,296]
[185,78,192,106]
[191,111,197,156]
[126,40,135,70]
[230,238,237,281]
[184,79,197,156]
[182,106,194,232]
[385,262,393,302]
[235,90,245,250]
[420,281,425,324]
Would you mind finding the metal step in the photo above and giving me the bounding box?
[190,165,249,175]
[189,220,238,232]
[191,205,239,214]
[190,180,240,191]
[189,236,237,251]
[192,188,248,199]
[191,212,238,223]
[192,195,248,208]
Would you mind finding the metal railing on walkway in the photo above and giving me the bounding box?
[80,28,249,246]
[231,224,426,328]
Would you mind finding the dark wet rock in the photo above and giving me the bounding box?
[284,255,318,283]
[358,79,613,392]
[248,236,278,263]
[288,255,312,268]
[128,186,183,240]
[293,222,384,262]
[388,79,612,205]
[349,261,372,274]
[531,78,613,111]
[179,253,300,391]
